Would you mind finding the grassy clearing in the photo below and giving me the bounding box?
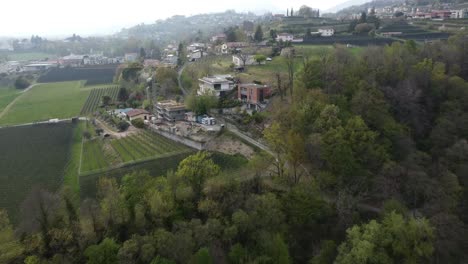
[0,123,75,223]
[238,56,303,84]
[0,81,90,125]
[0,87,21,112]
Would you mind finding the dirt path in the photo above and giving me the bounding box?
[94,118,138,139]
[0,83,39,119]
[177,63,190,96]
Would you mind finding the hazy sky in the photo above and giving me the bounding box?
[0,0,347,37]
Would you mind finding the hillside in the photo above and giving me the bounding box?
[116,10,261,42]
[326,0,374,13]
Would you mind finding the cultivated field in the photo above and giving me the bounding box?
[0,51,57,61]
[379,22,452,41]
[0,87,20,112]
[0,81,89,125]
[80,130,192,174]
[0,123,75,223]
[38,65,118,85]
[80,86,119,115]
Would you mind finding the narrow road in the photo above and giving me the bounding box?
[0,83,39,119]
[177,63,189,96]
[0,117,88,129]
[225,123,273,156]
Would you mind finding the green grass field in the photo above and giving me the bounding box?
[0,81,90,125]
[0,87,21,112]
[0,123,75,223]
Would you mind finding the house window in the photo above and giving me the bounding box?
[214,84,221,90]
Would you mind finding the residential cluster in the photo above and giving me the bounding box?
[343,3,468,20]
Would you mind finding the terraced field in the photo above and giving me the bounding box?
[110,130,190,163]
[80,86,119,115]
[81,139,109,172]
[80,130,191,174]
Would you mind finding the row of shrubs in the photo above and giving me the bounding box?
[301,36,399,46]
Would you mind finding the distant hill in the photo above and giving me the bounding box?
[116,10,261,42]
[326,0,374,13]
[330,0,406,16]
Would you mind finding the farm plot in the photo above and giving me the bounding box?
[0,122,75,223]
[38,65,118,84]
[81,139,109,172]
[0,87,20,112]
[80,86,119,115]
[79,130,192,175]
[0,81,89,125]
[110,130,190,163]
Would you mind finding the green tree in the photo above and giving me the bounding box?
[117,121,130,131]
[84,238,120,264]
[228,244,248,264]
[270,234,291,264]
[0,210,24,263]
[14,76,31,89]
[118,87,129,102]
[140,47,146,59]
[254,25,263,42]
[335,212,434,264]
[131,118,145,128]
[102,95,111,106]
[186,94,218,115]
[264,122,286,178]
[309,240,337,264]
[254,54,267,65]
[270,29,277,40]
[298,5,313,18]
[192,247,212,264]
[151,256,176,264]
[176,152,220,201]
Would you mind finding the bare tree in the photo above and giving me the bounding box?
[285,49,295,99]
[275,73,286,100]
[236,52,250,68]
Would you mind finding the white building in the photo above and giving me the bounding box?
[451,9,468,19]
[232,55,261,67]
[276,33,294,42]
[124,53,138,62]
[318,28,335,37]
[23,62,58,72]
[188,50,204,61]
[198,75,235,97]
[187,43,206,52]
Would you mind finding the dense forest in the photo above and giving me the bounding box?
[1,35,468,264]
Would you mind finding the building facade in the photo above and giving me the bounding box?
[198,75,235,97]
[318,28,335,37]
[155,100,188,122]
[238,83,272,109]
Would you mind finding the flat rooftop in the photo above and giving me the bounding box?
[157,100,187,111]
[199,74,233,84]
[239,83,270,89]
